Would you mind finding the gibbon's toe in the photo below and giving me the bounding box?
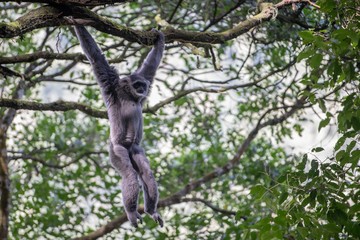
[152,212,163,227]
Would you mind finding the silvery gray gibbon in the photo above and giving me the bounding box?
[74,26,165,227]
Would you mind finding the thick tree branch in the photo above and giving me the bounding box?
[0,1,318,44]
[0,65,23,78]
[0,98,108,118]
[0,51,125,65]
[0,131,9,240]
[1,81,26,132]
[0,52,85,64]
[9,151,107,169]
[0,81,282,118]
[0,0,131,6]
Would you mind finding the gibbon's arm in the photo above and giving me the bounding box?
[136,30,165,83]
[74,26,118,103]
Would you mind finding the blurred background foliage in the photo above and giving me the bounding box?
[0,0,359,239]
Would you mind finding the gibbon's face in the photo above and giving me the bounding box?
[132,79,148,95]
[122,75,150,100]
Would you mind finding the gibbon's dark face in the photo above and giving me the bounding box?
[128,75,150,99]
[132,79,148,95]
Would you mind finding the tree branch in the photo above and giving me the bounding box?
[0,1,318,43]
[0,52,85,64]
[0,51,126,65]
[9,151,107,169]
[0,131,10,240]
[0,98,108,118]
[0,65,23,78]
[0,0,131,6]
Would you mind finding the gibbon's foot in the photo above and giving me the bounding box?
[151,212,164,227]
[127,211,143,228]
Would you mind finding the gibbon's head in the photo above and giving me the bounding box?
[121,75,150,101]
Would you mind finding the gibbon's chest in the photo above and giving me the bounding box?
[109,100,142,121]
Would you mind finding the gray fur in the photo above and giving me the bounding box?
[74,26,165,227]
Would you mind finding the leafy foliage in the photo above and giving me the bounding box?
[0,0,359,239]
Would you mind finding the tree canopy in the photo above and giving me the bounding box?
[0,0,359,239]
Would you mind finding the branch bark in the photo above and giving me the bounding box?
[9,151,107,169]
[0,98,108,119]
[0,51,126,65]
[0,130,9,240]
[0,0,131,6]
[0,1,314,44]
[0,52,86,64]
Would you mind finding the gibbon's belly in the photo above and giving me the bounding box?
[119,102,142,125]
[108,103,142,145]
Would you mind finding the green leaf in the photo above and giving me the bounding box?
[346,140,356,153]
[335,150,345,162]
[278,192,288,204]
[309,189,317,203]
[328,59,342,82]
[299,31,315,44]
[318,99,326,113]
[332,29,359,46]
[312,147,324,152]
[327,208,348,225]
[309,160,319,177]
[317,194,327,205]
[250,185,267,199]
[351,150,360,164]
[297,227,309,238]
[235,211,245,221]
[335,136,346,151]
[309,53,323,69]
[277,173,288,183]
[297,47,314,62]
[318,118,330,131]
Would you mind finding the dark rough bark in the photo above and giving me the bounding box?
[0,3,277,45]
[0,81,26,240]
[0,52,86,64]
[0,0,131,6]
[0,130,10,240]
[0,98,108,119]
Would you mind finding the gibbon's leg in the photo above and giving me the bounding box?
[109,142,142,227]
[130,145,163,227]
